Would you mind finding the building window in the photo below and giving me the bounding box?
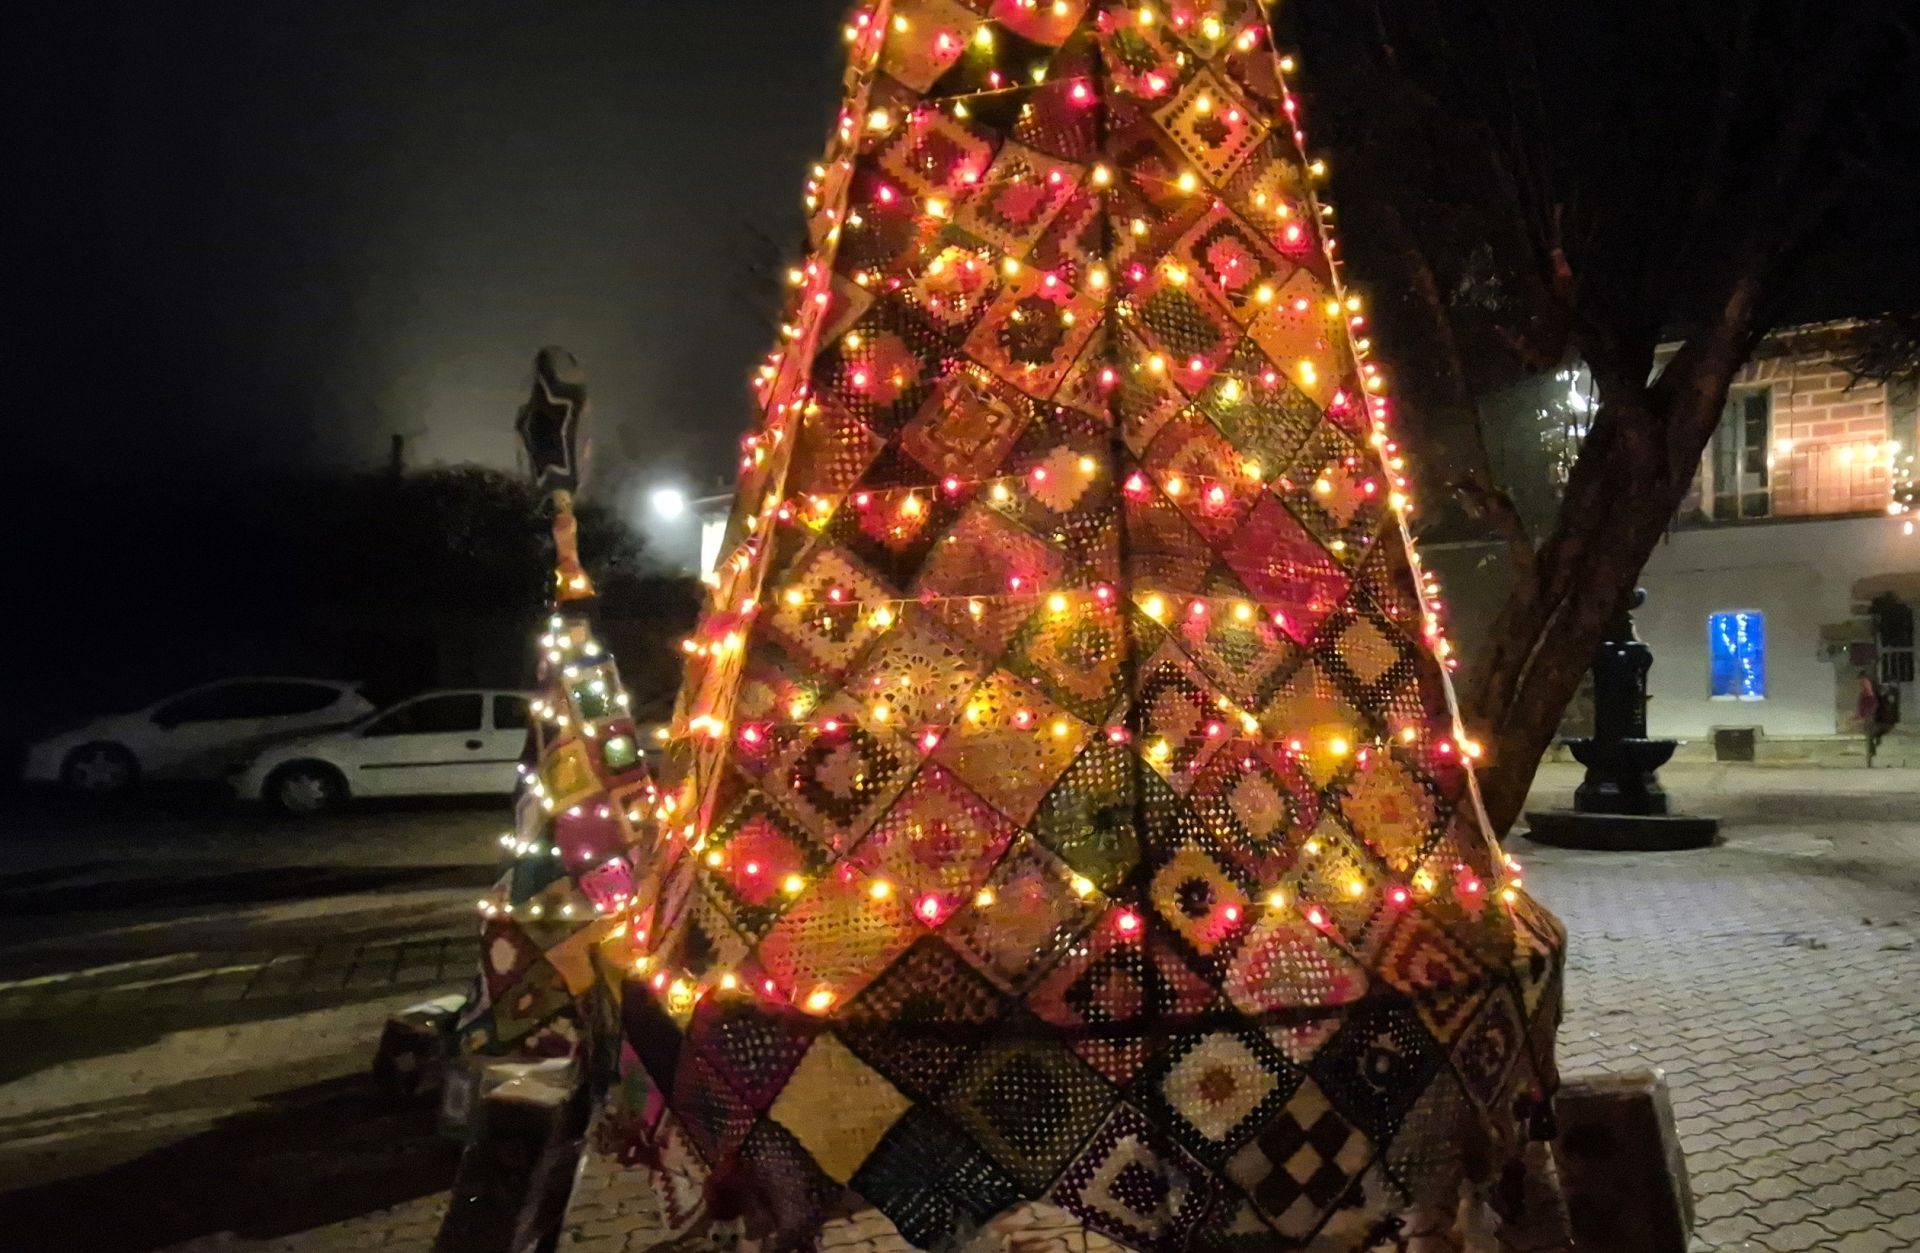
[1710,391,1772,519]
[1708,611,1767,699]
[1874,595,1915,686]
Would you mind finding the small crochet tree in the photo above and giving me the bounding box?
[456,348,654,1062]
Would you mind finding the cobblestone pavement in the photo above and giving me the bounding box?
[1537,822,1920,1251]
[162,767,1920,1253]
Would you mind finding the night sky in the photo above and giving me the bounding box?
[14,2,1916,512]
[17,0,851,506]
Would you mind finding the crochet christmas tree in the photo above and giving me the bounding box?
[458,348,652,1062]
[607,6,1564,1249]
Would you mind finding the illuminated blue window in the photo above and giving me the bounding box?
[1708,611,1766,699]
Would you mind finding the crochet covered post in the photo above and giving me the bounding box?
[458,348,652,1062]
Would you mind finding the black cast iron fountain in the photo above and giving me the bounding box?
[1525,589,1720,851]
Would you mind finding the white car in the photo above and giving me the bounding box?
[235,689,533,813]
[22,677,375,795]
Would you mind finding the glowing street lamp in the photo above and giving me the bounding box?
[650,487,688,520]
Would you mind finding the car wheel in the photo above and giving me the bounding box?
[62,743,139,796]
[267,763,347,815]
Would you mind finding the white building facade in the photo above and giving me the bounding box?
[1639,333,1915,756]
[1432,327,1917,764]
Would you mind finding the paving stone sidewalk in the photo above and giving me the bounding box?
[164,783,1920,1253]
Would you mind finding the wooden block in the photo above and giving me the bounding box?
[371,994,466,1101]
[1552,1070,1693,1253]
[434,1060,584,1253]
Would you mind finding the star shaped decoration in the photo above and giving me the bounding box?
[517,346,590,492]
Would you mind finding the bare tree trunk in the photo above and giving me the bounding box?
[1464,270,1767,831]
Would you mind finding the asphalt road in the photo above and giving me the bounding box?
[0,789,502,1249]
[0,789,494,963]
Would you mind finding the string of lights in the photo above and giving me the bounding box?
[587,3,1528,1025]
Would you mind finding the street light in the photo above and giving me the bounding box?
[650,487,688,520]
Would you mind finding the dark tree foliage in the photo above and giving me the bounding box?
[19,467,691,731]
[1283,0,1919,830]
[1844,311,1920,385]
[300,466,661,613]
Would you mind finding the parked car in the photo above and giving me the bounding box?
[21,677,375,796]
[234,689,533,813]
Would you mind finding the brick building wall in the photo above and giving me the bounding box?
[1682,330,1910,523]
